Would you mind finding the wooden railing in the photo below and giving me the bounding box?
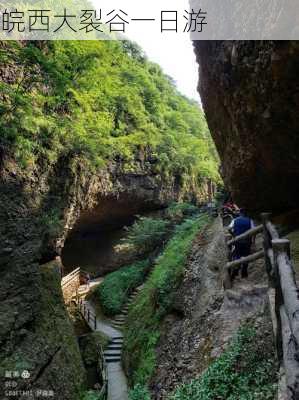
[225,212,299,399]
[79,299,98,330]
[61,267,96,287]
[61,267,81,287]
[79,300,108,400]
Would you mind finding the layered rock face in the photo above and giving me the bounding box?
[194,41,299,212]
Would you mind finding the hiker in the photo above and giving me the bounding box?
[223,200,239,214]
[228,208,255,280]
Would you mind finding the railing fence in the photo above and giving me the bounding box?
[225,212,299,399]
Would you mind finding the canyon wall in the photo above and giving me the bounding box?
[194,41,299,213]
[0,147,206,398]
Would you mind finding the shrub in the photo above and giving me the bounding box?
[169,325,277,400]
[96,259,150,316]
[80,390,103,400]
[166,202,199,222]
[80,332,109,366]
[124,217,170,253]
[129,384,151,400]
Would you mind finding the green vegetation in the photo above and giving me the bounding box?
[95,203,202,317]
[80,332,109,366]
[96,259,150,316]
[0,40,220,192]
[166,201,200,222]
[169,325,277,400]
[125,217,170,253]
[129,384,151,400]
[124,214,210,395]
[39,207,63,239]
[80,390,104,400]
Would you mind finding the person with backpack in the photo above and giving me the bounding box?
[228,208,255,280]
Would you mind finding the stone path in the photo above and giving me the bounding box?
[80,282,144,400]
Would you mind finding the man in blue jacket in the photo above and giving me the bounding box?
[229,209,255,280]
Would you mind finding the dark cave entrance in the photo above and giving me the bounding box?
[61,193,166,277]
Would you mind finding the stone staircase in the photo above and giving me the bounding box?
[104,285,144,364]
[104,337,124,363]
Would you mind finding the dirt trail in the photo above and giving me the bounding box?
[150,218,273,399]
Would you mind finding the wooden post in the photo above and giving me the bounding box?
[280,305,299,400]
[87,309,90,322]
[273,239,288,363]
[223,268,232,290]
[224,232,232,290]
[261,213,275,285]
[273,240,299,349]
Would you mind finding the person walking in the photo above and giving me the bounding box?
[228,208,255,280]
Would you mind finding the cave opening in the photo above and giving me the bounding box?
[61,194,167,277]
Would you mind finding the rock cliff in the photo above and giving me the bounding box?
[194,41,299,212]
[0,146,207,398]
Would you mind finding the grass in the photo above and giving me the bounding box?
[169,325,277,400]
[123,214,210,393]
[95,259,150,316]
[80,390,104,400]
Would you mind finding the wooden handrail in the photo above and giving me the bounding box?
[79,300,108,399]
[225,211,299,398]
[262,215,299,399]
[227,224,263,246]
[273,240,299,347]
[61,267,80,286]
[266,221,279,240]
[225,249,264,269]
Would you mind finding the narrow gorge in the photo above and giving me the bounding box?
[1,36,299,400]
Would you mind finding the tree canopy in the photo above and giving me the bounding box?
[0,40,220,188]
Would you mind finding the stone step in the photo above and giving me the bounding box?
[111,338,123,342]
[104,350,122,356]
[105,350,122,356]
[114,317,126,321]
[105,357,121,363]
[107,345,122,351]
